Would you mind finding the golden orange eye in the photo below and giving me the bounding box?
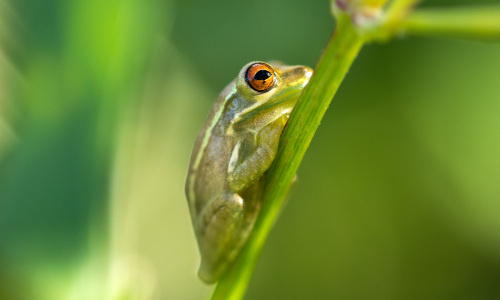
[245,63,276,92]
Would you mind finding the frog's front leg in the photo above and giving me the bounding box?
[228,115,288,192]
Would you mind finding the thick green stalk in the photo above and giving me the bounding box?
[402,6,500,40]
[211,14,365,300]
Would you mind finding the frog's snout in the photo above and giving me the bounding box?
[288,65,313,88]
[302,66,313,84]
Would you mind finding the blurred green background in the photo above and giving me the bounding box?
[1,0,500,299]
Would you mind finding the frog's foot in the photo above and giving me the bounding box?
[197,192,248,284]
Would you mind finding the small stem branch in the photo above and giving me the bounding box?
[402,6,500,41]
[211,14,364,300]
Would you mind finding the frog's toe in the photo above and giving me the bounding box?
[198,260,219,284]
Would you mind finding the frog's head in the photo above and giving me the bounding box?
[230,61,313,131]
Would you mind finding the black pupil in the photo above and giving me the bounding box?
[254,69,272,81]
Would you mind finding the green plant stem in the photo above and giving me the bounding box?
[402,6,500,40]
[211,14,364,300]
[382,0,421,35]
[386,0,421,20]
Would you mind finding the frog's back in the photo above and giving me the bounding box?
[185,82,236,220]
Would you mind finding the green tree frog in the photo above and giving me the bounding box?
[185,61,312,283]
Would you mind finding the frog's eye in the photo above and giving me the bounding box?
[245,63,276,93]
